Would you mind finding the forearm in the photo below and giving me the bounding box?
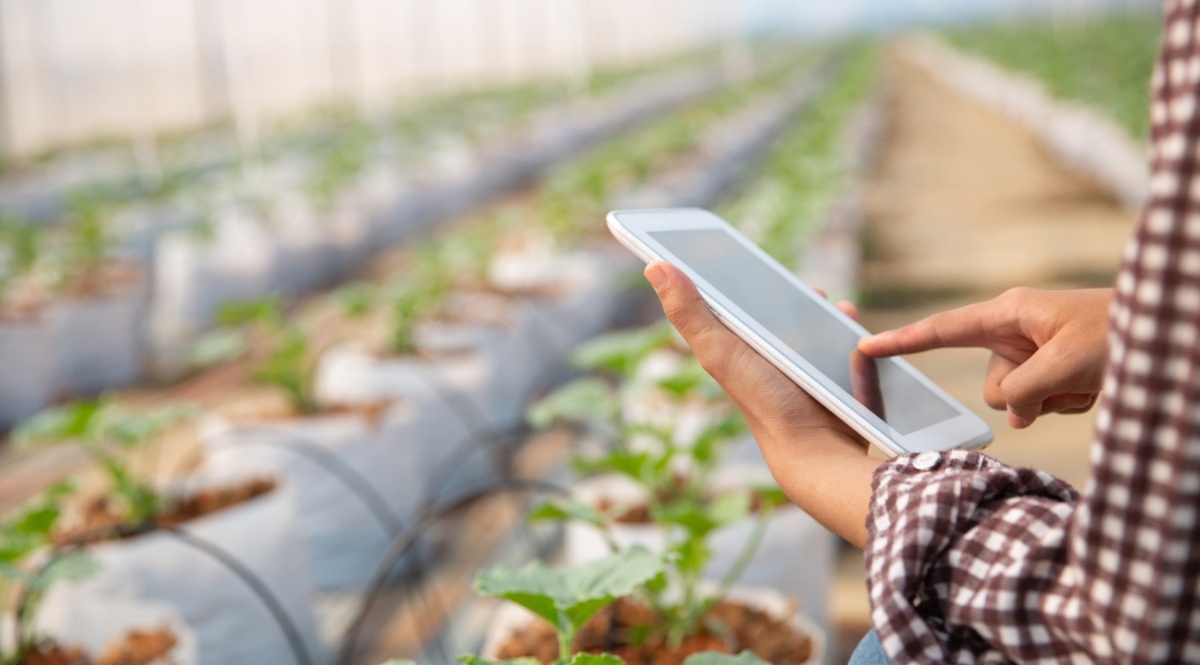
[754,429,880,548]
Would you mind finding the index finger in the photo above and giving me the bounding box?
[858,301,996,357]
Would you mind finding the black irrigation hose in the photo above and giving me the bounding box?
[19,522,313,665]
[336,477,570,665]
[201,426,406,536]
[155,524,315,665]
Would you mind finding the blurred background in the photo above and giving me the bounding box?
[0,1,1164,665]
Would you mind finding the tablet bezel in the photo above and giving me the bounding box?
[607,207,993,457]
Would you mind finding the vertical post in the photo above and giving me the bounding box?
[0,0,13,165]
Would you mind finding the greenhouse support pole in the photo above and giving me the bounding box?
[0,0,12,165]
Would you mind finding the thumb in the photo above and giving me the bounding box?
[644,262,742,382]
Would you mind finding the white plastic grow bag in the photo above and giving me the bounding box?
[560,472,835,633]
[35,598,198,665]
[151,208,279,341]
[267,194,337,295]
[481,584,825,665]
[199,404,423,590]
[315,344,510,510]
[38,479,324,665]
[0,317,55,427]
[46,278,145,394]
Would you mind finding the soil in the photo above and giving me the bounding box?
[21,628,176,665]
[496,597,814,665]
[64,261,142,300]
[54,477,276,545]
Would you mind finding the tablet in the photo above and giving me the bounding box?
[607,207,992,457]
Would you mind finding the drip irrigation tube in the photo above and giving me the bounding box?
[336,477,569,665]
[20,523,314,665]
[200,427,406,536]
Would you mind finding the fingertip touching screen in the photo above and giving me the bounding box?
[649,228,958,436]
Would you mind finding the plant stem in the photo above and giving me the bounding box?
[699,504,776,619]
[557,616,576,663]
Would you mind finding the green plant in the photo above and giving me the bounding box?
[475,547,664,663]
[944,13,1160,139]
[194,297,321,414]
[330,243,458,357]
[58,188,118,291]
[307,124,374,212]
[0,216,41,307]
[0,483,99,665]
[14,400,192,526]
[527,324,790,647]
[720,43,878,270]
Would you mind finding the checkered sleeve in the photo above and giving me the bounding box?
[864,3,1200,663]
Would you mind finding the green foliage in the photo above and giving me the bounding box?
[945,13,1161,140]
[0,215,42,306]
[59,188,117,287]
[721,43,878,270]
[526,377,619,431]
[475,547,664,662]
[528,320,771,643]
[197,297,320,413]
[308,124,374,212]
[14,400,192,525]
[684,651,770,665]
[569,323,676,379]
[533,54,815,245]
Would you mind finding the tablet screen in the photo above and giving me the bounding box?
[650,228,958,435]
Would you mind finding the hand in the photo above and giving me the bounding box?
[645,261,880,547]
[858,287,1111,429]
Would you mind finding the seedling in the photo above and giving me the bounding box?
[57,188,117,293]
[528,323,792,647]
[0,483,99,665]
[13,400,193,526]
[192,297,320,414]
[0,217,41,309]
[475,547,663,663]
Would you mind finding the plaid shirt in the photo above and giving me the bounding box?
[864,3,1200,663]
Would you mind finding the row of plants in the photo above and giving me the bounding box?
[942,12,1160,140]
[0,49,839,665]
[0,47,751,428]
[423,49,890,665]
[720,43,878,268]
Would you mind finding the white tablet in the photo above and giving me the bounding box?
[607,207,993,457]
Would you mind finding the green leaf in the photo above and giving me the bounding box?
[332,282,379,317]
[751,485,789,510]
[217,297,283,328]
[656,356,717,397]
[565,654,624,665]
[189,329,250,366]
[569,324,675,377]
[683,651,770,665]
[526,378,618,430]
[529,499,607,529]
[30,553,100,592]
[13,400,104,448]
[653,492,748,540]
[457,656,540,665]
[475,547,663,634]
[706,491,752,528]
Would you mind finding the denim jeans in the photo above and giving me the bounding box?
[848,630,893,665]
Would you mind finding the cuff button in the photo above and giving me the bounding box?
[912,451,941,470]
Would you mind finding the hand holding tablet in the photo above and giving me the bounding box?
[608,208,993,457]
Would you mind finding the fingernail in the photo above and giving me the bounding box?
[646,266,668,291]
[1007,408,1030,429]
